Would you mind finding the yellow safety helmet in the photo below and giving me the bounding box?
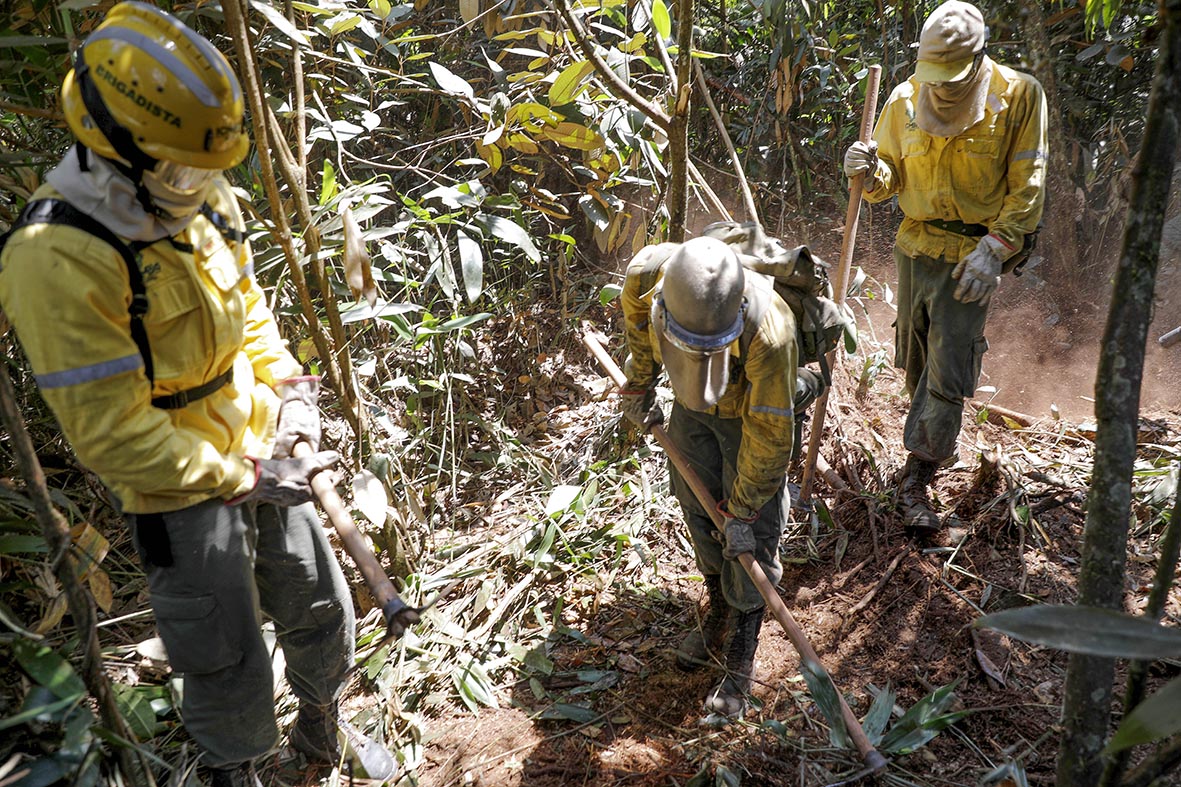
[61,1,248,173]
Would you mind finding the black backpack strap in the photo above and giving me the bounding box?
[8,199,154,384]
[199,203,245,245]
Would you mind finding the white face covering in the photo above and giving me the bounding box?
[142,162,219,218]
[916,55,992,137]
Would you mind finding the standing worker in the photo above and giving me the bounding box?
[0,4,410,784]
[842,0,1047,535]
[618,235,802,717]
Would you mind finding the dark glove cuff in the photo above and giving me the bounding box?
[383,596,411,627]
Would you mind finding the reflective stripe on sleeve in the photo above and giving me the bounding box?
[35,353,142,389]
[1013,149,1045,161]
[750,403,794,418]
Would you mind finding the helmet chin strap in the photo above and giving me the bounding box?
[72,49,164,217]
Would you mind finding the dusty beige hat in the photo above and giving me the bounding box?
[914,0,986,83]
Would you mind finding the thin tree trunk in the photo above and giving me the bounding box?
[1057,1,1181,783]
[0,368,156,787]
[667,0,695,242]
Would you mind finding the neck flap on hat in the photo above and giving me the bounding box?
[915,56,992,137]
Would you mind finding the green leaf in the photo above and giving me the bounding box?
[473,214,541,262]
[0,534,48,554]
[578,194,610,231]
[651,0,671,40]
[13,639,86,700]
[1106,676,1181,753]
[1076,42,1105,61]
[977,605,1181,659]
[429,61,475,100]
[248,0,310,47]
[862,683,895,744]
[880,679,967,754]
[538,702,599,723]
[545,485,582,516]
[599,283,623,305]
[800,658,851,748]
[319,160,337,207]
[457,230,484,303]
[549,61,595,106]
[112,684,159,740]
[452,659,498,711]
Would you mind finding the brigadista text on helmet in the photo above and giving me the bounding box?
[91,63,182,129]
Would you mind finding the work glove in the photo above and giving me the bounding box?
[619,385,663,429]
[722,517,757,560]
[272,376,322,460]
[382,597,422,640]
[234,452,341,507]
[952,234,1006,306]
[843,140,878,180]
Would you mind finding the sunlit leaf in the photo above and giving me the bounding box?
[429,61,475,100]
[248,0,310,46]
[579,194,610,231]
[473,214,541,262]
[545,485,582,516]
[353,469,388,527]
[87,568,113,613]
[457,230,484,302]
[539,122,605,151]
[977,605,1181,659]
[459,0,480,22]
[538,702,598,723]
[651,0,671,39]
[548,61,595,106]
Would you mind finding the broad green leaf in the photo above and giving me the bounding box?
[0,36,68,47]
[880,679,966,754]
[538,702,598,723]
[319,160,337,206]
[339,300,422,325]
[112,684,158,740]
[578,194,611,231]
[452,658,498,711]
[800,658,851,748]
[13,639,86,700]
[456,230,484,302]
[862,683,895,744]
[548,61,595,106]
[429,61,475,100]
[651,0,671,39]
[473,214,541,262]
[248,0,310,46]
[539,122,605,151]
[599,283,622,305]
[0,534,48,554]
[977,605,1181,659]
[1106,676,1181,753]
[436,312,492,332]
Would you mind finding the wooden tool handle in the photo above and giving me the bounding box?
[800,64,883,503]
[582,330,886,771]
[292,441,403,613]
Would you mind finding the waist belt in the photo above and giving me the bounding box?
[152,368,233,409]
[925,218,988,238]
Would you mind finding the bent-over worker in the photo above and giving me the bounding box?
[618,235,807,717]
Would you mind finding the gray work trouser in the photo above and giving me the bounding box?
[894,248,991,463]
[126,499,354,768]
[666,401,787,613]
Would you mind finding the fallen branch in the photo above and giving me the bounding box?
[970,400,1037,428]
[847,547,910,618]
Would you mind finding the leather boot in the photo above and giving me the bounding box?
[290,701,399,780]
[207,762,263,787]
[703,606,764,717]
[898,454,941,536]
[675,574,729,670]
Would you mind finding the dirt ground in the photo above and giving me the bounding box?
[401,210,1181,787]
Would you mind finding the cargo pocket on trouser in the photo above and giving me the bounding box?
[151,592,242,675]
[960,336,989,399]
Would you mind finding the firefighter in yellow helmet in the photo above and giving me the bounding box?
[0,4,407,784]
[619,236,801,718]
[842,0,1047,536]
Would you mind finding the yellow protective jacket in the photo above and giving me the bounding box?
[0,180,301,513]
[621,244,798,521]
[864,60,1048,263]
